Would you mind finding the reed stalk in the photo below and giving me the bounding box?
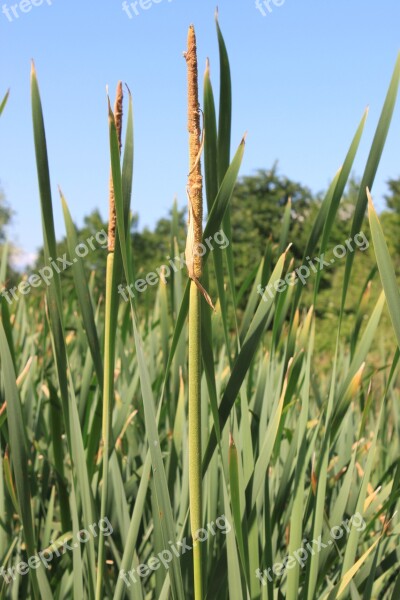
[184,25,204,600]
[96,81,123,600]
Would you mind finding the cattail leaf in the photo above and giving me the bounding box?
[313,107,368,302]
[215,12,231,183]
[204,58,231,358]
[0,89,9,116]
[340,411,384,581]
[123,93,135,293]
[342,52,400,308]
[250,356,293,506]
[333,291,385,430]
[239,257,265,344]
[223,476,245,600]
[31,65,96,597]
[229,435,249,584]
[0,321,53,599]
[368,190,400,348]
[60,191,104,385]
[112,455,151,600]
[30,63,71,438]
[201,272,221,443]
[286,323,313,597]
[203,60,218,214]
[203,250,287,474]
[1,294,16,372]
[215,14,238,342]
[131,314,185,600]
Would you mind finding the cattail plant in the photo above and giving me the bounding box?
[96,81,123,600]
[184,25,204,600]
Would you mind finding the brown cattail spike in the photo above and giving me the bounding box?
[184,26,203,281]
[108,81,123,252]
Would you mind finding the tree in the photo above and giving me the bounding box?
[0,186,12,243]
[384,177,400,213]
[228,164,317,295]
[0,186,14,290]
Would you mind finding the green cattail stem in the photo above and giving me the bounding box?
[189,278,203,599]
[96,251,115,600]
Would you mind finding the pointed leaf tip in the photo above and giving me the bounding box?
[107,95,113,115]
[366,187,375,211]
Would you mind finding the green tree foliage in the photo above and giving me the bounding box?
[231,164,315,253]
[0,185,14,287]
[384,176,400,213]
[0,186,11,242]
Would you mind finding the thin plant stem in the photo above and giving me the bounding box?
[96,251,115,600]
[189,278,203,599]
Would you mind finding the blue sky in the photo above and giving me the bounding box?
[0,0,399,266]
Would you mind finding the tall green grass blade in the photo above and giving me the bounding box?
[342,53,400,308]
[204,58,231,360]
[31,64,96,599]
[60,192,103,384]
[229,435,249,584]
[216,13,238,341]
[0,90,9,116]
[368,190,400,348]
[314,108,369,301]
[203,250,287,474]
[30,63,71,440]
[0,322,52,599]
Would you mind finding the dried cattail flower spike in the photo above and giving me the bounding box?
[184,25,203,281]
[108,81,123,252]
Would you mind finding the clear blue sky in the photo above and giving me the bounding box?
[0,0,399,265]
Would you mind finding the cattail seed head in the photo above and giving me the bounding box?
[108,81,123,252]
[184,25,203,280]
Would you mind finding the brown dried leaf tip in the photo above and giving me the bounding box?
[108,81,123,252]
[184,25,203,281]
